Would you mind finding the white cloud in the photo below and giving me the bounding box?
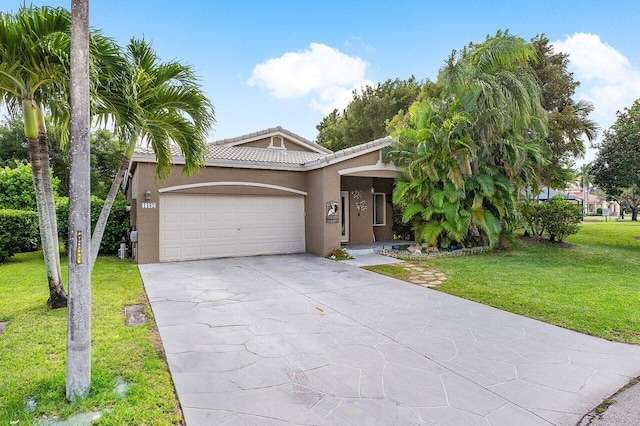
[247,43,372,113]
[553,33,640,126]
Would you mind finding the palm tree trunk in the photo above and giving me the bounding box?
[38,131,63,282]
[67,0,92,401]
[27,137,68,308]
[90,156,130,268]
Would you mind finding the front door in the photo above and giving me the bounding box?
[340,191,349,242]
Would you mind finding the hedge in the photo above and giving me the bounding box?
[0,209,39,263]
[56,195,130,255]
[0,163,60,211]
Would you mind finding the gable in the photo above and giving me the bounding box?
[212,126,332,154]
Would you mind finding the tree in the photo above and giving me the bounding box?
[576,162,592,215]
[316,77,422,151]
[0,115,29,166]
[90,129,126,199]
[592,99,640,221]
[0,6,72,308]
[0,6,122,308]
[388,31,548,247]
[89,38,214,267]
[1,116,126,198]
[530,35,598,190]
[66,0,91,400]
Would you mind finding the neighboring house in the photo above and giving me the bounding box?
[533,188,583,206]
[565,191,620,216]
[533,187,621,216]
[125,127,401,263]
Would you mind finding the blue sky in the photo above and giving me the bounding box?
[4,1,640,162]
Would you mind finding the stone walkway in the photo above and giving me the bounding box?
[401,263,448,288]
[140,255,640,425]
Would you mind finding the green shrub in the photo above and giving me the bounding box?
[0,163,60,211]
[544,197,583,242]
[56,194,130,255]
[520,197,582,242]
[0,209,39,262]
[596,207,603,215]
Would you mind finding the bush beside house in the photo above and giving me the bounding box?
[56,195,130,255]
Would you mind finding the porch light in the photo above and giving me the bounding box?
[144,190,151,200]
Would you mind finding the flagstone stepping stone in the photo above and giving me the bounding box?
[0,322,7,336]
[124,305,148,327]
[398,263,448,288]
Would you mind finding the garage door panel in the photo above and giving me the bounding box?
[160,194,305,262]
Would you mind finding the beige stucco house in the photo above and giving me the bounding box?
[126,127,401,263]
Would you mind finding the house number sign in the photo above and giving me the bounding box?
[141,202,157,209]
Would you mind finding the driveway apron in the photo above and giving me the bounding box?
[139,255,640,425]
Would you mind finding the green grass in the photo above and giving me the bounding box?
[0,252,181,425]
[368,221,640,344]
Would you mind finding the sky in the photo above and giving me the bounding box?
[3,0,640,163]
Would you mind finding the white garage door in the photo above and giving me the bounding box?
[159,194,305,262]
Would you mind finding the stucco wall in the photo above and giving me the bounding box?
[305,168,341,257]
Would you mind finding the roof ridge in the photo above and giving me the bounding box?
[306,136,393,166]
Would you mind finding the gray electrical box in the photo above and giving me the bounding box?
[130,230,138,242]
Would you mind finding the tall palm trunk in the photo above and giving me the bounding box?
[24,99,67,308]
[90,155,130,268]
[37,109,63,283]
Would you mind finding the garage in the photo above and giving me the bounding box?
[159,194,305,262]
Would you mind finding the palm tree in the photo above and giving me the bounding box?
[577,163,592,215]
[67,0,91,400]
[388,31,548,248]
[89,38,215,267]
[0,6,122,308]
[0,6,70,308]
[439,31,547,150]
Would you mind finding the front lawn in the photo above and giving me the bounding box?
[0,252,181,424]
[367,221,640,344]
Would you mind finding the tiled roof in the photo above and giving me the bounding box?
[133,133,394,168]
[206,144,324,165]
[134,143,324,165]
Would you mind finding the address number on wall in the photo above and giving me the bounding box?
[141,202,157,209]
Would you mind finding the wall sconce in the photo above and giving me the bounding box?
[144,190,151,200]
[370,187,375,194]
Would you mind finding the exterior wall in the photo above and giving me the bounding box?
[305,168,341,256]
[131,164,160,264]
[372,177,394,241]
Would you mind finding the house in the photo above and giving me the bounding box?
[565,191,620,216]
[125,127,401,263]
[532,187,621,216]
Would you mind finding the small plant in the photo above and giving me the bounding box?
[325,248,353,260]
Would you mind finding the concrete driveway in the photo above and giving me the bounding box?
[139,255,640,425]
